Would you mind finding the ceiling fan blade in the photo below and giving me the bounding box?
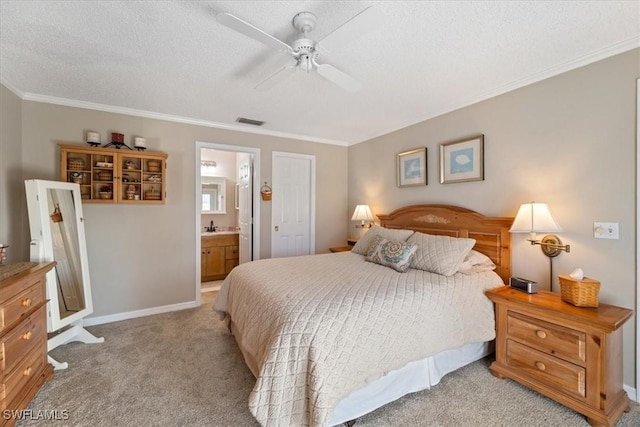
[316,63,362,92]
[216,13,293,54]
[255,61,297,91]
[316,7,383,54]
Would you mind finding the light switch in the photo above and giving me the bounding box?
[593,222,619,239]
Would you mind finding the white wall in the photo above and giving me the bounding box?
[348,48,640,387]
[0,85,27,262]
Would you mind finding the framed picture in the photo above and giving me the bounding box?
[397,148,427,187]
[439,134,484,184]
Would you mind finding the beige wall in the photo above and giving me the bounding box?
[0,85,27,262]
[16,102,348,318]
[349,48,639,386]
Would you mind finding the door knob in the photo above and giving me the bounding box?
[275,226,279,231]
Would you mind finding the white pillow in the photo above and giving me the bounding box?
[406,232,475,276]
[352,225,414,255]
[457,250,497,275]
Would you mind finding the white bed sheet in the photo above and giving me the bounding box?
[329,341,493,426]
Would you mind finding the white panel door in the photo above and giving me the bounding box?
[271,152,315,258]
[238,155,253,264]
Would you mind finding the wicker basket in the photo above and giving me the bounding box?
[147,161,161,172]
[144,190,162,200]
[68,158,85,170]
[558,274,600,307]
[98,171,112,181]
[99,192,113,200]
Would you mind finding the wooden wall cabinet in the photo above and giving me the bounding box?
[486,287,633,427]
[0,262,56,427]
[59,144,168,204]
[201,234,239,281]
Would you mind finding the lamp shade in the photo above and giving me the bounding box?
[509,202,563,233]
[351,204,374,222]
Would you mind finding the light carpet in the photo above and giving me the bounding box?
[18,292,640,426]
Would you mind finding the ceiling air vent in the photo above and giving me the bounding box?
[236,117,265,126]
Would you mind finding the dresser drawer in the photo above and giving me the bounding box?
[225,246,239,260]
[507,339,586,400]
[507,311,586,364]
[1,306,46,374]
[4,343,47,410]
[0,282,46,332]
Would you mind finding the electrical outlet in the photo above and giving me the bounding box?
[593,222,619,239]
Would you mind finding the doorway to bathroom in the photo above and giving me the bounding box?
[195,141,260,303]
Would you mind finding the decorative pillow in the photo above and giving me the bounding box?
[365,235,418,273]
[352,225,414,255]
[406,232,476,276]
[457,250,497,275]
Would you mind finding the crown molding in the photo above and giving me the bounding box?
[15,92,350,147]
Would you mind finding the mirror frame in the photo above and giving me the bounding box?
[25,179,95,333]
[201,176,226,214]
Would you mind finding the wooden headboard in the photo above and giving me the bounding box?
[377,204,513,283]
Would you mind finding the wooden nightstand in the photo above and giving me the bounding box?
[486,286,633,427]
[329,246,352,253]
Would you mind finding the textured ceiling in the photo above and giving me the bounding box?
[1,1,639,146]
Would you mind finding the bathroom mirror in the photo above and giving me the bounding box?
[25,179,103,369]
[202,177,226,214]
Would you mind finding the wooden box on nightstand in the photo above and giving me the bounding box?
[485,286,633,427]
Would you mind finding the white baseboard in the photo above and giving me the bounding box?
[624,384,637,402]
[83,300,199,327]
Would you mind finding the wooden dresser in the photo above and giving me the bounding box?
[0,262,55,426]
[486,286,633,427]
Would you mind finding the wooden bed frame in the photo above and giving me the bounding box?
[377,204,513,283]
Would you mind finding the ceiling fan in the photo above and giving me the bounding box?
[216,7,381,92]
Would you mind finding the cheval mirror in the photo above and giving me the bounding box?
[25,179,103,369]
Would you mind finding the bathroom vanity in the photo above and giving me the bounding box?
[201,232,239,281]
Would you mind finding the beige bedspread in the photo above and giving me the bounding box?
[213,252,503,426]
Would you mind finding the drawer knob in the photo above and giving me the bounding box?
[23,367,32,377]
[21,331,32,340]
[21,298,32,307]
[535,330,547,339]
[535,361,546,371]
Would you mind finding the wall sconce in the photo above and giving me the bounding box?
[509,202,570,258]
[351,205,374,228]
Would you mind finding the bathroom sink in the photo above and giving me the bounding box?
[201,230,239,236]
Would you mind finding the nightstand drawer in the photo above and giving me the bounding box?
[507,339,586,400]
[507,311,586,364]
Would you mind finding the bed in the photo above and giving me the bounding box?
[213,204,513,426]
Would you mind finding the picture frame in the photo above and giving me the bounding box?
[439,134,484,184]
[397,147,427,187]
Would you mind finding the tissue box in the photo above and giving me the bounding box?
[558,275,600,307]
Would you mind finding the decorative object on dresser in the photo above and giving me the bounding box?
[0,262,56,426]
[439,134,484,184]
[0,244,8,264]
[25,180,104,370]
[486,286,633,427]
[59,144,167,204]
[201,233,239,281]
[351,204,375,228]
[396,147,427,187]
[509,201,570,291]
